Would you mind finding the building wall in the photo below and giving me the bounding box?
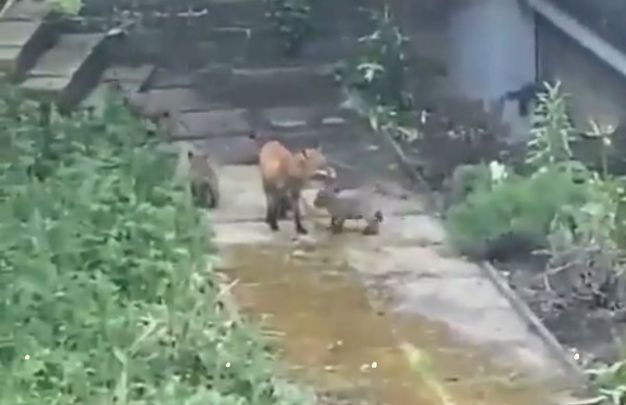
[537,16,626,130]
[447,0,536,108]
[444,0,536,140]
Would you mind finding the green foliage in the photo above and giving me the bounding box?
[527,81,575,168]
[264,0,312,56]
[446,167,591,257]
[444,80,626,261]
[444,163,493,209]
[0,81,314,404]
[336,5,412,113]
[47,0,83,14]
[586,361,626,405]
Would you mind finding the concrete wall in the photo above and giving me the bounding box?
[537,15,626,131]
[447,0,536,109]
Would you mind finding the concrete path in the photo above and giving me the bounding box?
[210,143,581,404]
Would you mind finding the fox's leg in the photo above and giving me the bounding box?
[291,189,307,235]
[263,183,280,231]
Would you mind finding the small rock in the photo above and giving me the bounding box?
[293,234,317,251]
[327,340,344,352]
[322,117,346,126]
[271,119,306,128]
[291,249,308,259]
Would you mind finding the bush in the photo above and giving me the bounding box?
[446,166,591,259]
[0,82,314,404]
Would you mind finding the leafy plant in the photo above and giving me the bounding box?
[336,5,413,114]
[0,81,314,404]
[443,163,493,210]
[265,0,312,56]
[586,361,626,405]
[446,166,591,258]
[48,0,83,14]
[527,81,575,168]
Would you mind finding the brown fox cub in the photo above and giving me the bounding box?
[258,140,334,234]
[175,145,220,209]
[313,186,383,235]
[188,150,220,209]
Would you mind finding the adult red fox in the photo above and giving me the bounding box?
[258,140,334,234]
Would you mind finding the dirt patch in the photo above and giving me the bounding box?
[500,258,626,366]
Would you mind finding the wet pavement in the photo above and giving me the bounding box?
[210,146,581,404]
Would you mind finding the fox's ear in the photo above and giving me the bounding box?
[300,149,309,158]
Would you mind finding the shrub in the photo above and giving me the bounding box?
[446,166,591,259]
[0,82,314,404]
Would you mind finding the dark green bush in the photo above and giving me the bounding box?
[0,82,314,404]
[445,166,592,258]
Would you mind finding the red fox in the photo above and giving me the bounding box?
[258,140,334,234]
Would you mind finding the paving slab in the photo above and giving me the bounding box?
[102,64,155,92]
[345,246,482,279]
[0,0,52,19]
[197,64,341,108]
[27,33,105,78]
[0,45,21,72]
[127,87,222,114]
[0,20,41,47]
[173,108,252,138]
[0,19,52,75]
[145,68,196,89]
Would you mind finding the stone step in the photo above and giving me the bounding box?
[101,64,156,93]
[80,0,368,33]
[0,0,52,20]
[122,26,360,69]
[166,104,349,139]
[195,63,341,108]
[184,124,357,167]
[121,86,226,117]
[0,19,57,77]
[81,0,262,21]
[143,64,341,108]
[79,64,156,113]
[19,32,114,110]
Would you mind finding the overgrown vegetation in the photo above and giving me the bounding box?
[444,82,626,403]
[336,5,418,144]
[445,82,626,267]
[0,82,314,404]
[264,0,312,56]
[336,5,412,113]
[48,0,83,14]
